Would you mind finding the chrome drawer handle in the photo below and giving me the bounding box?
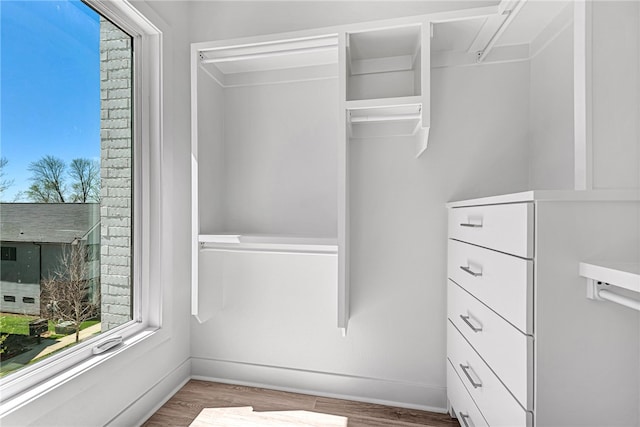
[459,222,482,228]
[460,364,483,389]
[460,265,482,277]
[460,314,483,332]
[459,412,473,427]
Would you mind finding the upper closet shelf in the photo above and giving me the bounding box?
[198,35,339,87]
[199,234,338,255]
[346,25,423,101]
[345,22,430,157]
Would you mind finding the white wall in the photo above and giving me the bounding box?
[189,1,530,410]
[0,2,193,425]
[197,66,226,233]
[590,1,640,189]
[222,80,338,236]
[529,23,575,190]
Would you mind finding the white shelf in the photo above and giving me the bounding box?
[579,261,640,294]
[345,95,422,111]
[199,234,338,255]
[200,35,339,75]
[347,96,424,139]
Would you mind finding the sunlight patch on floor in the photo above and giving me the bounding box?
[190,406,348,427]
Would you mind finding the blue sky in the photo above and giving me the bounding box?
[1,0,101,201]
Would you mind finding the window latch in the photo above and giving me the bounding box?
[92,336,123,355]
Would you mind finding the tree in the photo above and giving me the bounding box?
[69,158,100,202]
[26,155,67,203]
[25,155,101,203]
[0,157,14,194]
[41,242,100,343]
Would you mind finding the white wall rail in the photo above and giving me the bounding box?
[580,261,640,312]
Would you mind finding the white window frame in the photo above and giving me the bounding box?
[0,0,163,409]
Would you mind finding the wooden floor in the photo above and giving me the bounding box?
[143,380,459,427]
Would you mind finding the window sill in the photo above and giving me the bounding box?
[0,326,163,418]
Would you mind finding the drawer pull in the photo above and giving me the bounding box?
[460,314,483,332]
[460,222,482,228]
[459,412,473,427]
[460,265,482,277]
[460,364,483,389]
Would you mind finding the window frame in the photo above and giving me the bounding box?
[0,0,163,407]
[0,247,17,261]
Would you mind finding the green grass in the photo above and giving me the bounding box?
[0,314,36,335]
[80,319,100,330]
[0,314,100,336]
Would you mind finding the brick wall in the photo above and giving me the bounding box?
[100,18,133,331]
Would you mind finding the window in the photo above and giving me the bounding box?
[84,244,100,262]
[0,247,16,261]
[2,297,15,303]
[0,0,133,379]
[0,0,163,402]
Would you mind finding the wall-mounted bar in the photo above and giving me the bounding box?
[199,234,338,255]
[350,113,421,123]
[580,261,640,312]
[596,289,640,312]
[201,45,337,64]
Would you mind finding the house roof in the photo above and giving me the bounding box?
[0,203,100,244]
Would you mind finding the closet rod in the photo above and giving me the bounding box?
[350,113,421,123]
[597,289,640,312]
[477,0,527,63]
[201,45,337,64]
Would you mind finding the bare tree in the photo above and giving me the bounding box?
[0,157,14,194]
[69,158,100,203]
[41,242,100,343]
[26,155,67,203]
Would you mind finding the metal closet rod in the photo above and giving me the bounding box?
[200,45,337,64]
[598,289,640,312]
[350,113,421,123]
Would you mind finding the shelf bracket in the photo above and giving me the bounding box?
[580,262,640,312]
[585,279,640,312]
[585,279,608,301]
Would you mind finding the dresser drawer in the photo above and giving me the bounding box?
[448,239,533,334]
[448,322,532,427]
[448,203,533,258]
[447,360,489,427]
[448,280,533,409]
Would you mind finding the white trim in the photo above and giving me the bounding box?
[107,358,191,426]
[190,42,200,318]
[191,358,448,414]
[1,328,160,417]
[574,0,593,190]
[0,0,164,406]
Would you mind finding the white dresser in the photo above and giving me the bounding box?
[446,191,640,427]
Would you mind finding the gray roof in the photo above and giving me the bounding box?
[0,203,100,244]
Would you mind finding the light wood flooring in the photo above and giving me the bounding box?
[143,380,459,427]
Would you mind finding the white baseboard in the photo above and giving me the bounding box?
[107,358,192,427]
[191,357,447,413]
